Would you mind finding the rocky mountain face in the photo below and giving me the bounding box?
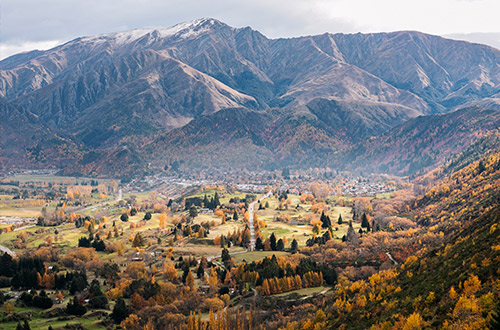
[340,104,500,176]
[2,18,500,175]
[0,98,82,171]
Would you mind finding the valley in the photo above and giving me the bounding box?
[1,15,500,330]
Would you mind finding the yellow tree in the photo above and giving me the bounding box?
[261,279,271,295]
[164,262,177,281]
[186,270,196,290]
[159,212,167,229]
[208,267,219,292]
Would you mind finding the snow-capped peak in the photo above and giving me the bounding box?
[79,18,222,45]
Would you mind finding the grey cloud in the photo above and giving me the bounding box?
[1,0,357,44]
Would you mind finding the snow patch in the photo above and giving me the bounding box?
[79,18,218,46]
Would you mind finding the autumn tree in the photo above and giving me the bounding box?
[186,270,195,289]
[159,212,167,229]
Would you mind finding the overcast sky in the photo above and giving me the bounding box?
[2,0,500,59]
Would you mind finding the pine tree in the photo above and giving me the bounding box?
[277,239,284,251]
[290,239,299,253]
[111,298,129,323]
[255,237,264,251]
[338,214,343,225]
[189,206,198,218]
[197,264,205,279]
[221,248,231,266]
[213,192,220,208]
[361,213,369,228]
[490,301,500,330]
[233,211,238,221]
[66,297,86,316]
[132,232,145,247]
[320,212,331,228]
[270,233,277,251]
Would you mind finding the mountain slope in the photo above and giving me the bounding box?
[341,105,500,175]
[0,99,82,170]
[2,18,500,174]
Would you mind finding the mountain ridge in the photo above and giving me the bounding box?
[2,18,500,176]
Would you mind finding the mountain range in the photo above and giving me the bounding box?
[2,18,500,177]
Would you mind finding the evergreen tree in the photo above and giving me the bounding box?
[213,192,220,208]
[196,264,205,279]
[338,214,343,225]
[233,211,239,221]
[203,194,209,208]
[220,235,225,248]
[132,232,145,247]
[290,239,299,253]
[361,213,369,228]
[66,297,86,316]
[322,230,332,242]
[221,248,231,267]
[78,236,91,248]
[120,213,129,222]
[255,237,264,251]
[277,239,284,251]
[33,290,53,309]
[320,211,331,228]
[91,239,106,251]
[270,233,277,251]
[111,298,129,323]
[489,300,500,330]
[189,206,198,218]
[143,212,152,221]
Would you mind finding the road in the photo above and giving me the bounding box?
[248,189,272,251]
[0,244,16,256]
[81,188,122,212]
[386,252,398,265]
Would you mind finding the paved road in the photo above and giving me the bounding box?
[248,189,272,251]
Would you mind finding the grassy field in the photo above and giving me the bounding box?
[2,315,106,330]
[232,250,289,263]
[273,286,329,298]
